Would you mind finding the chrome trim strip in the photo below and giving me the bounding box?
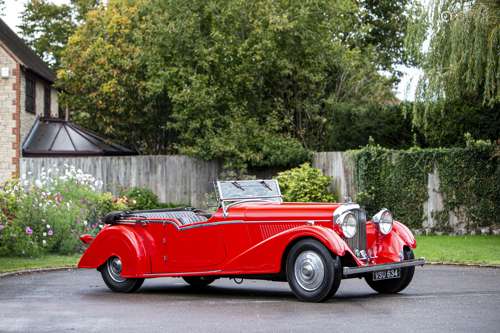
[342,258,426,277]
[179,220,245,230]
[244,219,331,223]
[115,219,329,230]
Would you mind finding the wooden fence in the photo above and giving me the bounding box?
[20,153,491,233]
[20,156,222,207]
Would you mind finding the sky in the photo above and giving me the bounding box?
[1,0,422,101]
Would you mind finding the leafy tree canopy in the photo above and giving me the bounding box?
[407,0,499,121]
[59,0,405,171]
[405,0,499,145]
[18,0,99,69]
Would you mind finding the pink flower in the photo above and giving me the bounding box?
[47,229,53,236]
[0,224,4,231]
[25,227,33,235]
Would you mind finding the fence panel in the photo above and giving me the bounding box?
[20,156,222,207]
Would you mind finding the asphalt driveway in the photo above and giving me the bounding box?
[0,265,499,332]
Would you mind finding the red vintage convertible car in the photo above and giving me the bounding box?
[78,180,425,302]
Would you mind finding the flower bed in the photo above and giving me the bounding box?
[0,166,130,257]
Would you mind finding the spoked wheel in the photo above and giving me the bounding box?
[365,248,415,294]
[101,256,144,293]
[183,276,216,288]
[286,239,342,302]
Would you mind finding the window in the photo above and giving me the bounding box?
[44,84,51,118]
[25,73,36,114]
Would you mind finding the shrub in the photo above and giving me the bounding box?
[120,187,159,210]
[324,102,419,151]
[276,163,336,202]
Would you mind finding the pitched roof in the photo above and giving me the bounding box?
[0,18,56,83]
[22,118,137,157]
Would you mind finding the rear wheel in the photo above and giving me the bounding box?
[183,276,216,288]
[100,257,144,293]
[286,239,342,302]
[365,248,415,294]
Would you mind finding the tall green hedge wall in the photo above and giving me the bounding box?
[349,142,500,233]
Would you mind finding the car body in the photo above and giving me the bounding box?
[78,179,425,302]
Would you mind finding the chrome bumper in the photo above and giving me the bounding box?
[343,258,426,277]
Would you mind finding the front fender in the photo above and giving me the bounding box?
[222,225,349,273]
[393,221,417,249]
[369,221,417,264]
[78,225,152,277]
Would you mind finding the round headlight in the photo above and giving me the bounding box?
[373,208,393,235]
[339,212,357,238]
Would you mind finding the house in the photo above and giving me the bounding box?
[0,18,59,183]
[0,19,136,184]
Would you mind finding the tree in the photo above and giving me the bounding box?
[358,0,416,73]
[58,1,175,155]
[59,0,397,170]
[18,0,99,70]
[406,0,499,143]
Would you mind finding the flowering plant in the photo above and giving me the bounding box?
[0,165,129,257]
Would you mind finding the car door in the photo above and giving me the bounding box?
[163,221,227,273]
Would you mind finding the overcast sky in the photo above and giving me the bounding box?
[1,0,421,100]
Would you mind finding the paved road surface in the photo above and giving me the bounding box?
[0,265,499,332]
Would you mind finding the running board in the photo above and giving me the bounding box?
[343,258,426,277]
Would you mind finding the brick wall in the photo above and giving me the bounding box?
[0,46,18,183]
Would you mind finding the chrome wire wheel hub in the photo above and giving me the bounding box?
[107,257,126,283]
[294,251,325,291]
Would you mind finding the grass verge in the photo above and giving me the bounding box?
[415,235,500,265]
[0,255,80,274]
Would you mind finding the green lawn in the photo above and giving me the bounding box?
[415,235,500,265]
[0,255,80,274]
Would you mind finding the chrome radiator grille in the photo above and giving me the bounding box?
[345,209,367,255]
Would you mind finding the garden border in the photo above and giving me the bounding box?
[0,266,76,279]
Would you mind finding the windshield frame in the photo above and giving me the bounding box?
[215,180,283,216]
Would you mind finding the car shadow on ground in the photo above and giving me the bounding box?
[84,282,393,303]
[138,284,296,300]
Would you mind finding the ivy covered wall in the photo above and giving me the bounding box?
[314,143,500,234]
[350,143,500,234]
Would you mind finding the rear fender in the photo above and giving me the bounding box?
[222,225,350,273]
[78,225,151,277]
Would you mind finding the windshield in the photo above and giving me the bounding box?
[216,180,282,202]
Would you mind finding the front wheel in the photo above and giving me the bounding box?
[286,239,342,302]
[100,257,144,293]
[365,248,415,294]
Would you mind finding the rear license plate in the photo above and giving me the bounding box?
[373,268,401,281]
